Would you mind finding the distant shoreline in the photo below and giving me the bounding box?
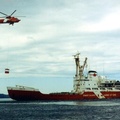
[0,94,9,98]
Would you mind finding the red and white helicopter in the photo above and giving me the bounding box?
[0,10,21,25]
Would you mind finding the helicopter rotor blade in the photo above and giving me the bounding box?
[10,10,16,16]
[0,12,8,16]
[14,16,26,17]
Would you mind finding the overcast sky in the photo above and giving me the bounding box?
[0,0,120,94]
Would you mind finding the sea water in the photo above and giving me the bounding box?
[0,98,120,120]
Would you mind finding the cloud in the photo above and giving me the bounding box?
[77,9,120,32]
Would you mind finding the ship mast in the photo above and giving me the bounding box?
[74,53,80,77]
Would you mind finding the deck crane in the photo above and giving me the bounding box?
[74,53,87,93]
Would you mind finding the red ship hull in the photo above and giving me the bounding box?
[8,89,120,101]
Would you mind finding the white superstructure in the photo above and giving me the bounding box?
[72,53,120,96]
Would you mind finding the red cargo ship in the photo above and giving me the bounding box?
[7,53,120,101]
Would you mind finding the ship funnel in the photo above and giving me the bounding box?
[88,70,97,77]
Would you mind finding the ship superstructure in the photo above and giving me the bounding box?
[73,53,120,99]
[7,53,120,101]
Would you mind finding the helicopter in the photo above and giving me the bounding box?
[0,10,21,25]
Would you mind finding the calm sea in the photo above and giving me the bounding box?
[0,98,120,120]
